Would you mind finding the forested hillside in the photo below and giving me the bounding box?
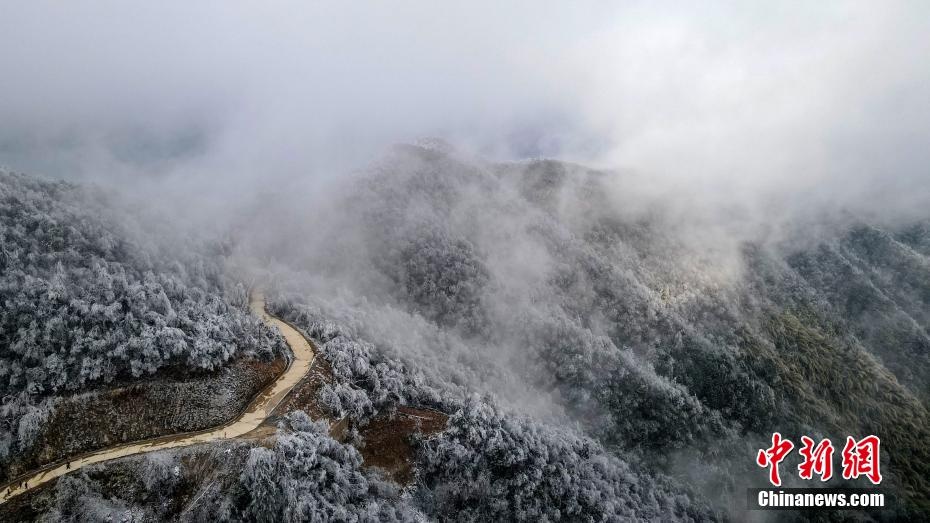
[253,145,930,519]
[2,147,929,520]
[0,172,284,475]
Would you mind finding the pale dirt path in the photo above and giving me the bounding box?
[0,291,315,504]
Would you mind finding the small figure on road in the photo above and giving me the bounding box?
[66,461,70,470]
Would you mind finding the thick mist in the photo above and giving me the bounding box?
[1,2,928,231]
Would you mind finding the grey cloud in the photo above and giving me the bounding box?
[0,2,928,226]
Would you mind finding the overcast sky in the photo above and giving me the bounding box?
[1,1,928,219]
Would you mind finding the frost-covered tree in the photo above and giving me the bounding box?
[0,172,284,468]
[239,412,419,522]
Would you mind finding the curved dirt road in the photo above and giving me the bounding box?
[0,291,315,504]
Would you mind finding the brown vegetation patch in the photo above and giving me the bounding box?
[356,407,448,484]
[256,343,449,484]
[259,349,449,484]
[249,346,352,441]
[5,355,286,482]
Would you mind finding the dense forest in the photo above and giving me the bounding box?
[0,172,284,473]
[256,145,930,519]
[2,145,929,520]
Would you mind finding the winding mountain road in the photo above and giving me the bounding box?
[0,291,315,504]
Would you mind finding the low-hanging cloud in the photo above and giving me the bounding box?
[0,1,928,226]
